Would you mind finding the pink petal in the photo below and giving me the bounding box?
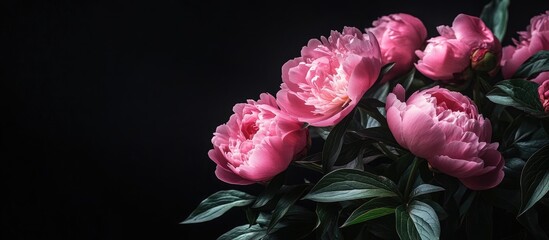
[430,155,484,178]
[400,106,445,159]
[215,166,254,185]
[459,166,504,190]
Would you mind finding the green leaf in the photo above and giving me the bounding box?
[396,201,441,240]
[516,208,549,240]
[480,0,510,41]
[264,205,317,240]
[246,208,259,226]
[252,172,286,209]
[395,205,420,240]
[502,157,526,188]
[181,190,255,224]
[409,184,445,199]
[365,81,391,103]
[341,197,399,227]
[513,50,549,79]
[267,185,309,233]
[519,144,549,216]
[509,118,549,159]
[217,224,266,240]
[316,203,343,240]
[322,109,356,173]
[349,127,400,148]
[375,62,396,84]
[357,98,388,128]
[334,140,372,166]
[310,126,332,140]
[420,199,448,221]
[399,68,416,92]
[486,79,544,116]
[302,168,399,202]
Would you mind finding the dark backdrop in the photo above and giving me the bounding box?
[3,1,549,239]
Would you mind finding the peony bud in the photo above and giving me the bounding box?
[471,48,498,72]
[416,14,501,83]
[368,13,427,82]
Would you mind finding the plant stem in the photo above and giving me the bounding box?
[404,157,420,201]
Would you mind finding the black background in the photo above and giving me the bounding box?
[3,1,549,239]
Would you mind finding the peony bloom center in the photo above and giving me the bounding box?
[300,57,351,115]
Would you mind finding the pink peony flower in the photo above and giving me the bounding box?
[538,75,549,112]
[415,14,501,82]
[276,27,382,127]
[501,11,549,79]
[208,93,309,185]
[368,13,427,82]
[386,85,504,190]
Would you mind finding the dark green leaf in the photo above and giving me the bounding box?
[395,205,420,240]
[459,191,476,218]
[358,98,388,128]
[375,62,396,84]
[365,81,391,103]
[264,205,317,240]
[409,201,440,240]
[349,127,399,148]
[246,208,259,226]
[385,153,414,184]
[252,172,286,209]
[342,197,399,227]
[501,113,526,150]
[410,184,445,199]
[502,157,525,188]
[396,201,441,240]
[399,68,416,92]
[334,140,371,166]
[310,126,332,140]
[514,50,549,79]
[420,199,448,221]
[517,208,549,240]
[267,185,309,233]
[480,0,510,41]
[302,168,399,202]
[508,118,549,159]
[519,144,549,215]
[316,203,343,240]
[322,109,356,173]
[182,190,255,224]
[486,79,544,116]
[217,224,266,240]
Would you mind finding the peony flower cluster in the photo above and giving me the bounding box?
[207,13,512,190]
[209,13,510,189]
[189,6,549,240]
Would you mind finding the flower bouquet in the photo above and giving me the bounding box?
[183,1,549,239]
